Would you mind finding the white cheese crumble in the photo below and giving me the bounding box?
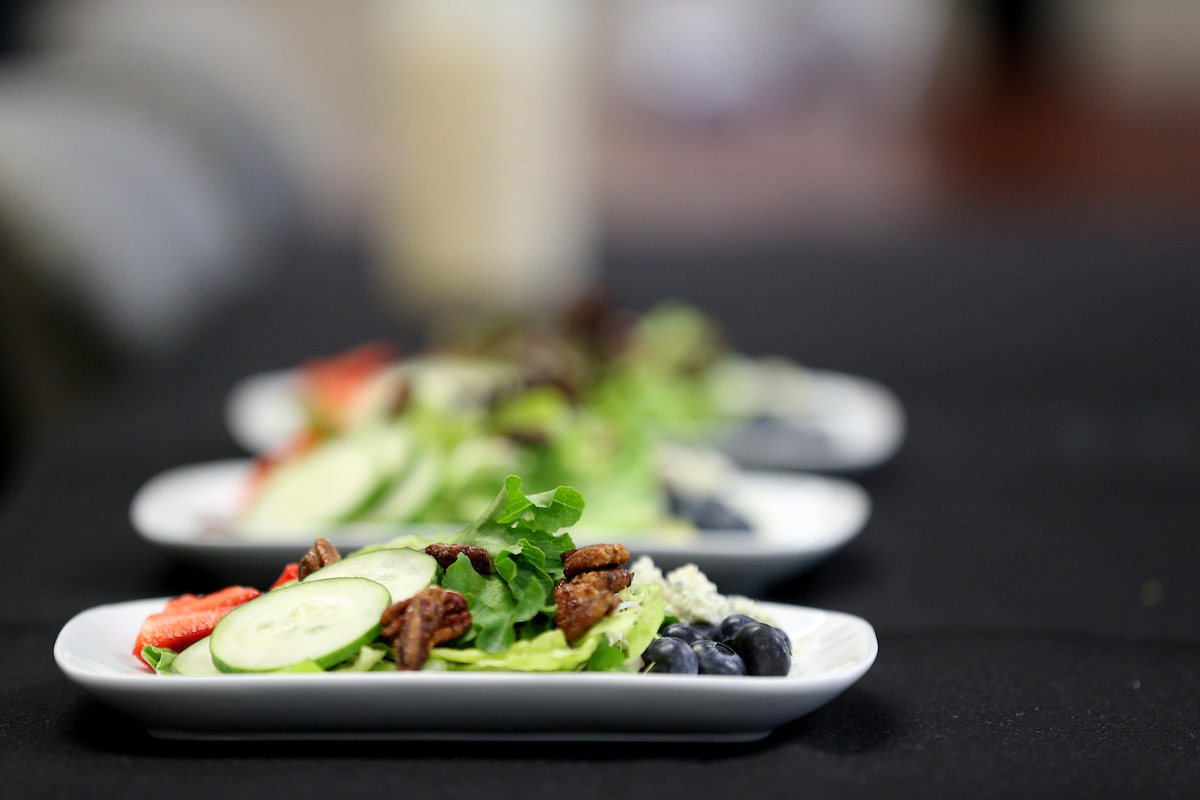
[629,556,772,625]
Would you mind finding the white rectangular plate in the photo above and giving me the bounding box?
[55,598,877,742]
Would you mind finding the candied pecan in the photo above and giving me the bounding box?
[424,543,492,574]
[297,538,341,580]
[380,587,472,670]
[570,567,632,594]
[553,579,620,644]
[562,543,629,579]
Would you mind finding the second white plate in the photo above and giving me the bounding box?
[224,367,905,472]
[130,460,870,593]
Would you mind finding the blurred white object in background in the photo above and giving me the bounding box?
[1051,0,1200,110]
[612,0,952,126]
[37,0,365,243]
[603,0,952,243]
[612,0,792,122]
[369,0,597,319]
[0,0,366,354]
[0,71,255,350]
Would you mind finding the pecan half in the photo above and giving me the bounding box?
[553,579,621,644]
[380,587,472,670]
[561,543,629,579]
[569,567,632,594]
[424,543,492,574]
[297,538,341,580]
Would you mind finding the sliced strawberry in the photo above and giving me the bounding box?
[270,563,300,590]
[161,586,261,614]
[301,342,396,426]
[133,607,236,667]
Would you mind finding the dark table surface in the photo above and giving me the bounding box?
[3,223,1199,798]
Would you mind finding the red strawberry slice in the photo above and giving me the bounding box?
[161,586,260,614]
[133,607,236,667]
[302,342,395,425]
[270,563,300,590]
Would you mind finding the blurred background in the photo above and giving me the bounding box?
[0,0,1196,496]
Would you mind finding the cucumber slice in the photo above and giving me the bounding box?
[241,432,392,527]
[171,636,222,676]
[364,446,443,522]
[210,577,390,672]
[303,548,438,604]
[371,423,416,477]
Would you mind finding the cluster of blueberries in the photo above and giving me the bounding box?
[642,614,791,676]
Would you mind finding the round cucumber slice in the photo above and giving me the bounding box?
[241,434,390,527]
[210,577,390,672]
[363,446,443,522]
[171,636,222,676]
[303,548,438,604]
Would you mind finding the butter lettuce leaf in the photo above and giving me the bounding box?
[579,585,664,668]
[427,628,593,671]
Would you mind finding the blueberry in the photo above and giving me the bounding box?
[690,640,747,675]
[642,637,699,674]
[668,492,752,531]
[715,614,757,645]
[691,621,717,640]
[661,623,706,644]
[730,623,792,676]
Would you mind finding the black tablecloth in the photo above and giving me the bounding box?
[4,226,1199,798]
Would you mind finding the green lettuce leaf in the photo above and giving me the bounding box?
[332,643,391,672]
[453,475,583,551]
[437,477,581,652]
[586,636,631,672]
[579,584,664,668]
[141,645,178,674]
[427,628,594,671]
[271,660,325,673]
[441,556,521,652]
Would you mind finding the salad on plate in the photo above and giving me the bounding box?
[136,476,793,678]
[228,301,905,481]
[234,305,790,533]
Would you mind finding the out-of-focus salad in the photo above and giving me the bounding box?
[240,302,771,531]
[136,477,792,677]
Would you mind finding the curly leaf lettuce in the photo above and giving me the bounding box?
[438,476,583,653]
[453,475,583,550]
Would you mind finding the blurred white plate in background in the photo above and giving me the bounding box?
[716,370,905,472]
[131,460,870,594]
[225,366,904,472]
